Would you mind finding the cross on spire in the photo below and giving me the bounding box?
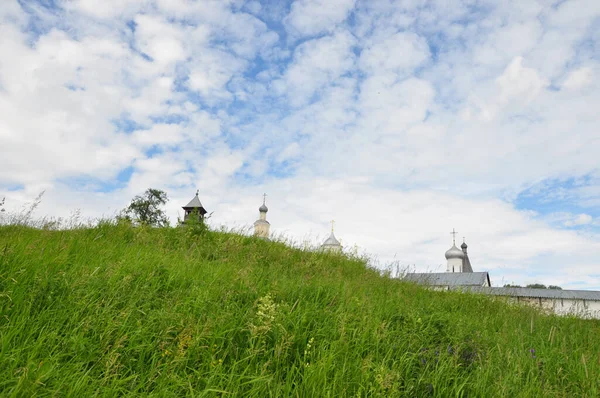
[450,228,458,245]
[331,220,335,233]
[196,189,199,196]
[263,193,267,205]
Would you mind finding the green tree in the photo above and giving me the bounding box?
[120,188,169,227]
[548,285,563,290]
[526,283,547,289]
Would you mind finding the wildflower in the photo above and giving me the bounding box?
[530,348,536,359]
[303,337,315,367]
[251,294,278,335]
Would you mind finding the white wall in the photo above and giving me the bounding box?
[446,258,462,272]
[254,220,270,239]
[505,296,600,319]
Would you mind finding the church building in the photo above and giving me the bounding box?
[404,229,491,288]
[182,190,207,223]
[402,229,600,318]
[445,230,473,273]
[321,221,342,253]
[253,194,270,239]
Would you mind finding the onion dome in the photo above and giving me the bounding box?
[461,241,468,250]
[322,232,341,247]
[259,203,268,213]
[445,244,465,260]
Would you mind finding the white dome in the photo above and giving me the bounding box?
[445,244,465,260]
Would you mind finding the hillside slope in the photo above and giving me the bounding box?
[0,223,599,397]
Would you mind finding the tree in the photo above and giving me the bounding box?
[503,284,522,288]
[526,283,547,289]
[548,285,563,290]
[120,188,169,227]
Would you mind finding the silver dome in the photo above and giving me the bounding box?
[322,232,341,247]
[445,244,465,259]
[259,204,268,212]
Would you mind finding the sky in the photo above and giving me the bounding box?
[0,0,599,289]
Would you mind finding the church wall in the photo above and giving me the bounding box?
[551,298,600,319]
[509,295,600,319]
[254,222,270,239]
[446,258,462,272]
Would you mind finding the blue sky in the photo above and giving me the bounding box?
[1,0,599,289]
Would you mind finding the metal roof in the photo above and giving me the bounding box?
[322,232,341,247]
[453,286,600,301]
[404,272,490,287]
[462,253,473,272]
[445,244,464,260]
[183,194,205,209]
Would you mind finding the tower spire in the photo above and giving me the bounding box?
[331,219,335,233]
[254,194,270,239]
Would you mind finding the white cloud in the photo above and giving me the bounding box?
[133,14,186,66]
[132,124,185,147]
[285,0,356,37]
[496,56,548,108]
[564,214,593,227]
[562,67,595,91]
[275,29,356,107]
[0,0,27,26]
[357,75,435,135]
[188,49,246,101]
[65,0,150,19]
[359,31,430,74]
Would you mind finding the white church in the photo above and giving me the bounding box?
[403,229,600,319]
[182,192,600,319]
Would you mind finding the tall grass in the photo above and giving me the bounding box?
[0,221,599,396]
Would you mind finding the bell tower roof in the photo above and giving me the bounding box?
[182,190,207,215]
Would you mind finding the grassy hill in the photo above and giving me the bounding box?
[0,222,599,397]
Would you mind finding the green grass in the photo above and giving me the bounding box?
[0,222,599,397]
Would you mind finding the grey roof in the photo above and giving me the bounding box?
[322,232,341,247]
[453,286,600,301]
[259,204,268,212]
[462,253,473,272]
[404,272,491,287]
[183,193,205,209]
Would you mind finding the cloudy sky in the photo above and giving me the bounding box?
[1,0,599,289]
